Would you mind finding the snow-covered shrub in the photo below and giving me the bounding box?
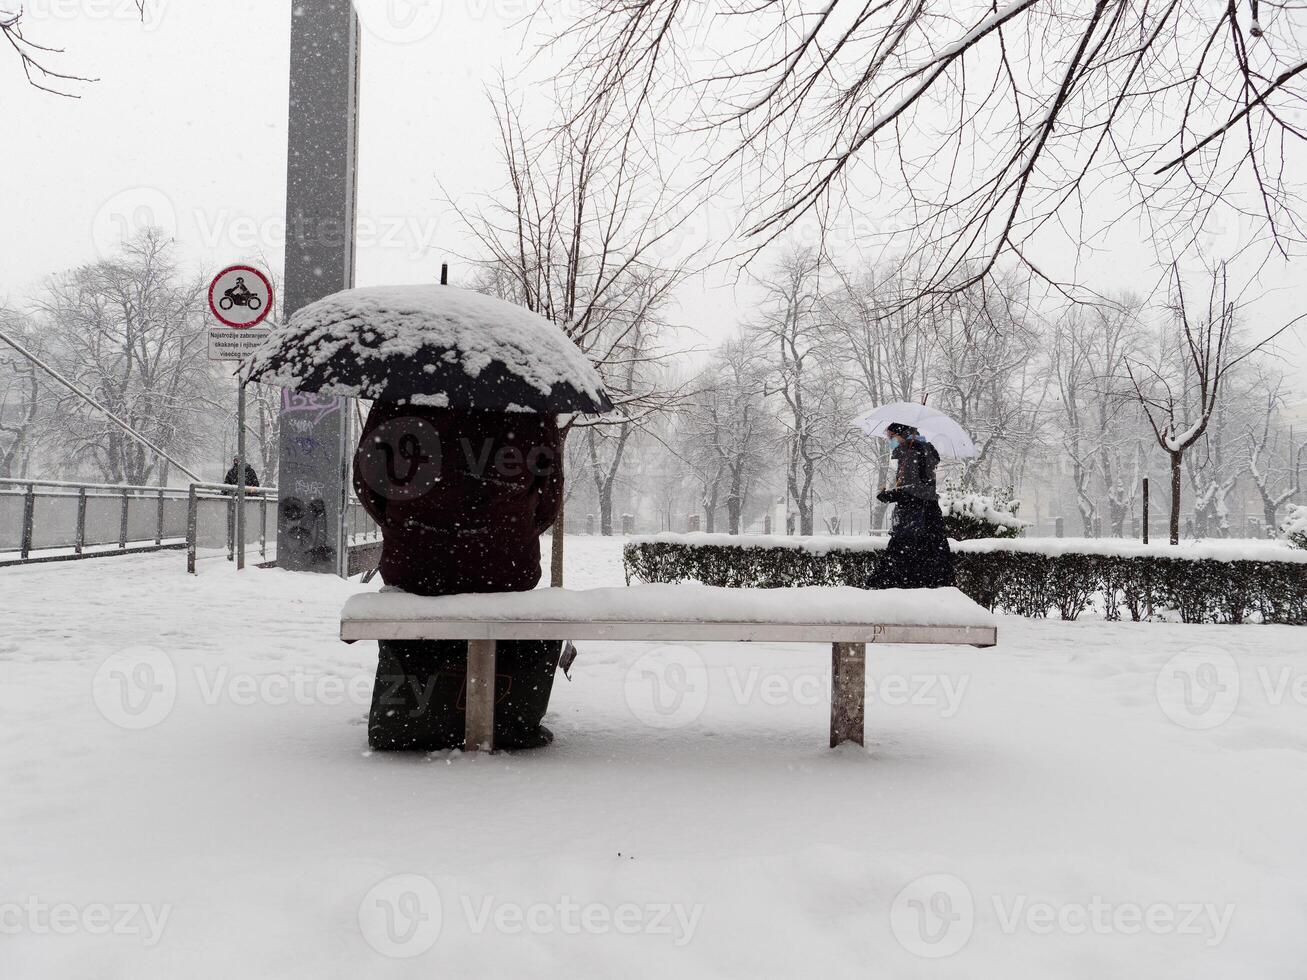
[1280,505,1307,550]
[938,483,1028,540]
[623,537,1307,625]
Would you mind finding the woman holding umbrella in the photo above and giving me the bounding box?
[850,402,976,590]
[872,423,955,589]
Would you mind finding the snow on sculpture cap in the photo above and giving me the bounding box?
[243,284,614,413]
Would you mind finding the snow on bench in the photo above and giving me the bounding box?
[340,584,997,752]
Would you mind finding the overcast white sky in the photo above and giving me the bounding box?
[1,1,751,352]
[5,0,1306,377]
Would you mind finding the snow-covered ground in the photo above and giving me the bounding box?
[2,537,1306,978]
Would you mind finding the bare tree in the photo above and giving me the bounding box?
[930,273,1048,490]
[583,305,666,535]
[33,229,218,484]
[827,261,936,527]
[679,333,776,533]
[459,83,692,578]
[1050,311,1101,535]
[562,0,1307,303]
[752,247,857,535]
[246,383,281,485]
[2,2,146,95]
[626,416,696,533]
[1246,370,1305,533]
[1186,402,1245,537]
[0,308,48,477]
[1126,263,1283,544]
[1089,300,1149,535]
[1050,298,1146,535]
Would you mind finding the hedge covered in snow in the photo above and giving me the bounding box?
[1280,505,1307,551]
[623,533,1307,625]
[938,484,1029,540]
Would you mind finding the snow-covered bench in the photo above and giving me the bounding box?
[340,584,997,752]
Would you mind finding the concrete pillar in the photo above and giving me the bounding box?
[276,0,361,577]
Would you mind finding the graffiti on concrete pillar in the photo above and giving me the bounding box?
[277,390,346,573]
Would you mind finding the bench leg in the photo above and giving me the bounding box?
[830,642,866,747]
[465,639,496,752]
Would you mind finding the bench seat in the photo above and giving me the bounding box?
[340,584,997,751]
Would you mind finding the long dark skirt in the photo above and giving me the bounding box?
[369,639,561,751]
[871,500,955,589]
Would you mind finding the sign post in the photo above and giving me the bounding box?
[236,379,247,568]
[207,264,274,571]
[277,0,361,578]
[1142,477,1150,545]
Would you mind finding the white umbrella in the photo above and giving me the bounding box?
[849,402,979,459]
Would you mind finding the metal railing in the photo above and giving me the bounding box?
[0,477,194,564]
[183,482,280,573]
[184,483,380,573]
[1,477,379,572]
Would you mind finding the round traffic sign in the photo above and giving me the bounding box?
[208,265,274,329]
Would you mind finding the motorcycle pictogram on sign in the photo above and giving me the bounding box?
[208,265,273,328]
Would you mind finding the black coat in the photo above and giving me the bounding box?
[353,401,563,597]
[873,439,954,589]
[223,464,260,488]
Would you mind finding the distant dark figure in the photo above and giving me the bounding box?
[222,456,261,557]
[353,401,564,751]
[224,456,260,489]
[871,423,955,589]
